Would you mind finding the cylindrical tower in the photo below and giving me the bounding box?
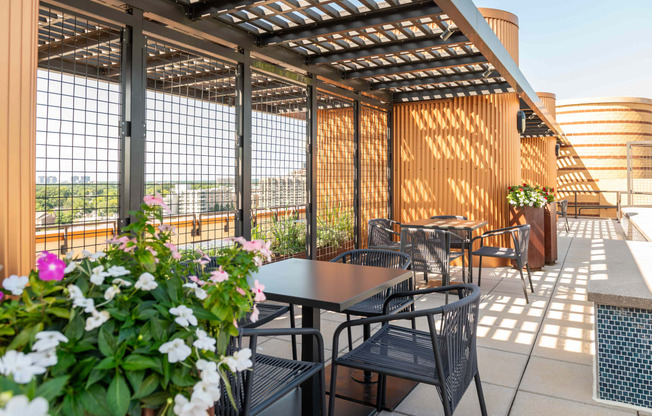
[477,8,519,64]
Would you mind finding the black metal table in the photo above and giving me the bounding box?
[251,258,412,415]
[402,218,488,284]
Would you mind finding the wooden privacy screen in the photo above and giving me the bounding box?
[393,93,521,266]
[521,137,557,189]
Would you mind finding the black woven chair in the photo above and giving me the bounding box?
[471,224,534,303]
[430,215,470,280]
[328,284,486,416]
[367,218,402,251]
[216,328,326,416]
[330,249,412,350]
[185,257,297,359]
[400,228,464,285]
[557,199,569,232]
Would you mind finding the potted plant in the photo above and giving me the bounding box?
[0,195,270,416]
[507,183,546,269]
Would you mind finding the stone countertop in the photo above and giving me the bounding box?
[588,239,652,309]
[622,207,652,241]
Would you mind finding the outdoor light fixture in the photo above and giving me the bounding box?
[482,68,492,78]
[440,26,455,40]
[555,142,561,157]
[517,110,527,133]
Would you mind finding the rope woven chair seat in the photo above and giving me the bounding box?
[344,296,411,316]
[471,246,517,259]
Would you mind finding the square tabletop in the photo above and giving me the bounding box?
[401,218,488,231]
[250,258,412,312]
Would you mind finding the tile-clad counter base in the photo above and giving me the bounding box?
[596,304,652,410]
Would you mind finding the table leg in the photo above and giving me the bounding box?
[302,305,321,416]
[467,235,473,284]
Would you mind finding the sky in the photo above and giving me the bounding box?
[474,0,652,102]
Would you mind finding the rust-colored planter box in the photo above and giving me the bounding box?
[544,202,558,265]
[509,206,545,270]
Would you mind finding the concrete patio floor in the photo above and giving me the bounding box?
[254,218,649,416]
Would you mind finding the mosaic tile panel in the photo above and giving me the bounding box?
[596,304,652,409]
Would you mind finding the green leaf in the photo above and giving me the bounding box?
[107,372,131,416]
[189,305,219,321]
[150,319,164,343]
[48,307,71,319]
[133,374,160,399]
[80,384,113,416]
[35,375,69,401]
[122,354,158,371]
[98,326,117,357]
[140,391,169,408]
[136,308,158,321]
[64,312,85,342]
[95,356,117,370]
[62,394,85,416]
[8,323,42,350]
[171,367,195,387]
[51,352,76,377]
[0,376,21,395]
[125,370,145,394]
[86,369,107,389]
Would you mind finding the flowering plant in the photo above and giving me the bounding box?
[0,195,271,416]
[507,183,555,208]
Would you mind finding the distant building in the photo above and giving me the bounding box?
[165,184,235,215]
[36,212,56,226]
[72,176,92,184]
[257,170,306,208]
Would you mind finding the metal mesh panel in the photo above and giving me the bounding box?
[360,105,390,248]
[316,93,355,260]
[628,142,652,206]
[36,6,122,256]
[250,72,308,261]
[145,39,238,254]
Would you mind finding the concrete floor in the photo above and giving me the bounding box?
[254,218,650,416]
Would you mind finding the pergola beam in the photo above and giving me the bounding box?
[260,1,441,46]
[186,1,265,20]
[370,69,497,90]
[393,81,512,102]
[345,53,486,79]
[308,34,468,65]
[37,28,120,62]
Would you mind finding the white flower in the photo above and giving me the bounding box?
[193,329,216,352]
[85,310,110,331]
[32,331,68,352]
[112,278,132,287]
[77,297,95,313]
[65,250,75,260]
[104,286,120,301]
[222,348,252,373]
[67,284,84,301]
[63,261,77,274]
[134,272,158,291]
[196,360,220,385]
[106,265,130,277]
[173,394,208,416]
[169,305,197,327]
[2,275,28,296]
[28,349,58,368]
[191,380,221,407]
[0,395,49,416]
[159,339,192,363]
[82,250,105,261]
[90,266,109,285]
[0,350,46,384]
[183,282,207,300]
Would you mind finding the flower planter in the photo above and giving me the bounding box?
[509,206,545,270]
[271,243,353,263]
[544,202,558,265]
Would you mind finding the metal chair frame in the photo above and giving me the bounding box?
[367,218,403,251]
[470,224,534,303]
[430,215,471,281]
[557,199,570,232]
[328,284,486,416]
[400,228,465,286]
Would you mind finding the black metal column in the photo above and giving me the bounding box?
[119,8,146,229]
[236,50,253,239]
[306,84,318,259]
[354,100,362,249]
[387,109,394,221]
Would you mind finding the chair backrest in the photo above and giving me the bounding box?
[434,284,481,413]
[514,224,531,264]
[330,249,411,270]
[430,215,468,221]
[400,228,450,274]
[367,218,395,248]
[559,199,568,216]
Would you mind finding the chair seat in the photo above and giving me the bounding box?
[472,246,516,260]
[369,241,401,251]
[250,354,322,414]
[336,324,450,382]
[450,250,464,261]
[240,303,291,328]
[344,296,413,317]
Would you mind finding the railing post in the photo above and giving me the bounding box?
[235,50,252,240]
[574,191,578,219]
[306,84,318,259]
[354,100,362,249]
[119,8,147,231]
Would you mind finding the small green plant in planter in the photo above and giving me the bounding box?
[0,194,270,416]
[268,212,306,257]
[316,203,354,249]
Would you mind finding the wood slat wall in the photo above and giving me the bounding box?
[521,137,557,189]
[478,8,519,64]
[0,0,38,278]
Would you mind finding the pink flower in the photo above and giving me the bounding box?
[110,236,137,253]
[0,291,4,302]
[253,280,266,302]
[159,224,177,235]
[145,246,160,263]
[37,251,66,281]
[250,304,259,323]
[233,319,238,329]
[143,193,172,214]
[193,248,211,266]
[165,243,182,260]
[210,267,229,283]
[236,287,247,296]
[188,275,207,286]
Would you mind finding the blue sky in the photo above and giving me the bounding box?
[475,0,652,101]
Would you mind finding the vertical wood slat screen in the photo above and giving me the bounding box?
[521,137,557,189]
[393,94,521,266]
